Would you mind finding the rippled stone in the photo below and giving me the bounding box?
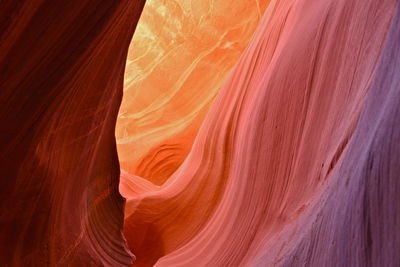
[116,0,270,184]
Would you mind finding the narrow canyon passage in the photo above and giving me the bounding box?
[117,1,270,265]
[0,0,399,266]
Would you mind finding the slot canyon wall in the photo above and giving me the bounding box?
[0,0,399,267]
[116,0,271,184]
[0,0,145,265]
[120,0,400,266]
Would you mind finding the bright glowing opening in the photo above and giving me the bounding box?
[116,0,269,185]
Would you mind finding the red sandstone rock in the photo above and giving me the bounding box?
[1,0,399,266]
[0,0,145,265]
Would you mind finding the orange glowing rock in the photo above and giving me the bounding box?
[116,0,270,184]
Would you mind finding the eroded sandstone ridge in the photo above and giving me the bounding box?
[1,0,399,266]
[0,0,145,265]
[121,0,400,266]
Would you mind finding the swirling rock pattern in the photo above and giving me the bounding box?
[121,0,400,266]
[0,0,145,265]
[1,0,399,266]
[116,0,271,184]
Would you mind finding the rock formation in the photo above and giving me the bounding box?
[1,0,399,266]
[0,0,145,265]
[121,0,400,266]
[116,0,271,184]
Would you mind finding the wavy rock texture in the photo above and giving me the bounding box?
[0,0,145,265]
[1,0,399,266]
[121,0,400,266]
[116,0,270,184]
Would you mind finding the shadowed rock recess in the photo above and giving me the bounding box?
[1,0,399,267]
[0,0,145,266]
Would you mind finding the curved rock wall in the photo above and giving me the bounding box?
[121,0,400,266]
[116,0,271,185]
[1,0,399,266]
[0,0,145,265]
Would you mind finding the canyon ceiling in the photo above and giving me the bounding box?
[0,0,399,267]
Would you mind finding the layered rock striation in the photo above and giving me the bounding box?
[116,0,271,184]
[121,0,400,266]
[0,0,145,265]
[1,0,399,266]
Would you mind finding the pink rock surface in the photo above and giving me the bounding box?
[121,0,400,266]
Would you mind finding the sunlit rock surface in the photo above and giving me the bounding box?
[0,0,145,265]
[121,0,400,266]
[116,0,270,184]
[1,0,399,266]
